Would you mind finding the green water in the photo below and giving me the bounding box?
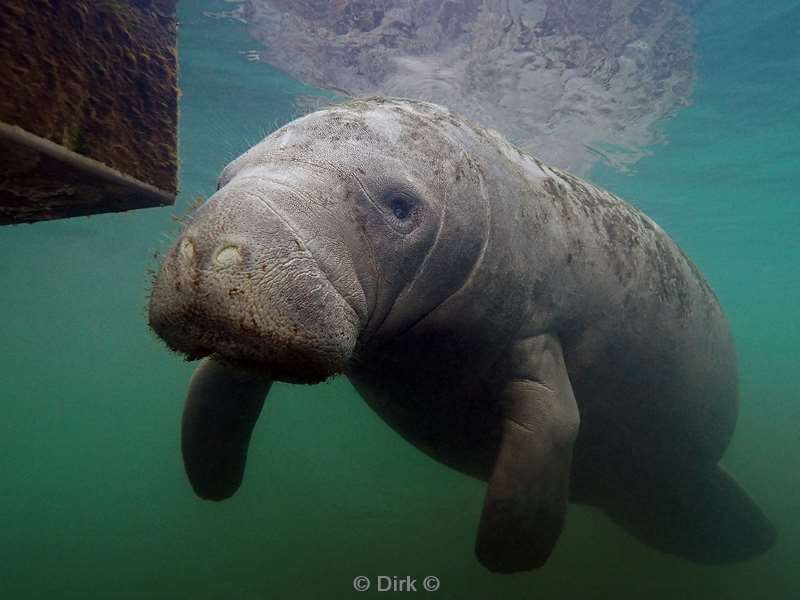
[1,1,797,597]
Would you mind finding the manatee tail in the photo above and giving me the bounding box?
[604,465,776,563]
[182,356,272,500]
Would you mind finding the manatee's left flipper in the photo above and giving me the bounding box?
[182,356,273,501]
[476,334,580,572]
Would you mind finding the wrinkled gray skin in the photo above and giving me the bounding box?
[149,98,775,572]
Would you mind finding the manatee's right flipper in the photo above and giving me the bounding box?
[182,356,272,501]
[476,334,580,572]
[604,465,776,563]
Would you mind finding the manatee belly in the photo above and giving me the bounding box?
[350,284,739,509]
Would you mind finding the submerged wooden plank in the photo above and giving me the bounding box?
[0,0,178,224]
[0,123,174,225]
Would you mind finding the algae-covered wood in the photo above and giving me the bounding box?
[0,0,178,224]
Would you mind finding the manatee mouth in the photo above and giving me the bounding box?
[156,308,358,385]
[182,351,336,386]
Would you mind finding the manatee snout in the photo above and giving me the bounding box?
[149,175,366,384]
[149,171,371,500]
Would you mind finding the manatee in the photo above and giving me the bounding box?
[149,97,775,572]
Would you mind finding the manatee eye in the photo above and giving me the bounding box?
[390,197,413,220]
[375,183,423,233]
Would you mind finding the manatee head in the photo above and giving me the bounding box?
[149,98,488,383]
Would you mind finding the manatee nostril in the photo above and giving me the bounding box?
[179,238,195,262]
[214,244,242,267]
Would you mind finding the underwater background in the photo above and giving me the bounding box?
[1,0,797,598]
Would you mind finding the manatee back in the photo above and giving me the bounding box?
[445,119,741,471]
